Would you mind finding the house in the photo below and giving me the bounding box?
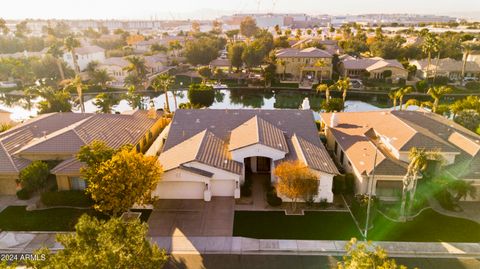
[321,110,480,201]
[410,58,480,81]
[339,57,408,82]
[0,109,12,124]
[0,110,162,195]
[275,47,333,87]
[63,45,106,72]
[291,38,342,55]
[144,53,169,74]
[98,57,129,88]
[155,109,338,202]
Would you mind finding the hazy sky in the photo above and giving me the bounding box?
[1,0,479,20]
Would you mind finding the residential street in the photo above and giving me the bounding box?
[166,254,480,269]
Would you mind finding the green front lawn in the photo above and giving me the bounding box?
[233,209,480,242]
[233,211,361,240]
[0,206,153,231]
[0,206,106,231]
[368,209,480,242]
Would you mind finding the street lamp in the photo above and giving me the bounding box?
[364,147,378,240]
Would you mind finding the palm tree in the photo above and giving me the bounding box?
[313,59,327,83]
[404,99,433,110]
[277,59,287,81]
[388,90,399,110]
[316,83,334,105]
[94,93,120,114]
[397,86,413,111]
[46,43,66,81]
[123,56,147,90]
[65,75,86,113]
[64,35,81,74]
[400,147,442,220]
[168,40,182,57]
[427,86,452,113]
[92,69,112,90]
[335,77,350,103]
[421,33,439,81]
[461,41,480,80]
[448,180,477,202]
[152,73,174,112]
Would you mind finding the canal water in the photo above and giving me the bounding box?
[1,88,409,122]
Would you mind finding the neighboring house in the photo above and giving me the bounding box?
[155,109,338,202]
[275,47,333,87]
[410,58,480,81]
[291,38,342,55]
[145,53,169,74]
[321,110,480,201]
[466,50,480,66]
[0,109,12,124]
[63,45,106,72]
[98,57,129,88]
[339,57,408,82]
[0,110,162,195]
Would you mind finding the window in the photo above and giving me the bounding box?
[334,141,338,155]
[69,177,87,190]
[340,150,344,164]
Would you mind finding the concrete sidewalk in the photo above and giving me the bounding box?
[1,232,479,258]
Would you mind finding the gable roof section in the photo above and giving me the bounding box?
[343,58,405,71]
[229,115,288,153]
[276,47,332,58]
[291,134,338,174]
[159,129,242,174]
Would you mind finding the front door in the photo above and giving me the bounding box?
[257,157,271,173]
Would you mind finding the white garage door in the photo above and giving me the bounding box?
[210,180,235,197]
[155,181,205,199]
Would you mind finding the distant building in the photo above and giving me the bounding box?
[63,45,105,72]
[340,57,408,82]
[291,38,342,55]
[275,47,333,88]
[98,57,129,88]
[410,58,480,81]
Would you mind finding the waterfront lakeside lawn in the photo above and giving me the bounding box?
[233,209,480,242]
[0,206,106,231]
[233,211,361,240]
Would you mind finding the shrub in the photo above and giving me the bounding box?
[431,76,450,85]
[319,198,329,208]
[465,81,480,90]
[333,174,346,194]
[187,83,215,107]
[41,190,93,207]
[345,173,355,194]
[18,161,50,192]
[321,98,345,112]
[16,188,32,200]
[267,191,282,207]
[416,80,429,92]
[240,184,252,197]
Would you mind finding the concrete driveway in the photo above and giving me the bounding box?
[147,198,234,237]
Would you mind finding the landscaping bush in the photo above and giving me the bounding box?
[416,80,429,92]
[465,81,480,90]
[345,173,355,194]
[240,184,252,197]
[267,191,282,207]
[16,189,32,200]
[431,76,450,86]
[41,190,93,207]
[18,161,50,192]
[333,175,346,194]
